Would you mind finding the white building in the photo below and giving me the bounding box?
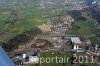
[92,1,96,4]
[71,37,81,50]
[23,53,39,64]
[23,54,27,59]
[29,56,39,63]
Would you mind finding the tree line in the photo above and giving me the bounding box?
[2,27,42,52]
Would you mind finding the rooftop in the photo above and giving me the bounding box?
[71,37,81,44]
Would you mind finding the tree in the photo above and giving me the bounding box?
[2,27,42,52]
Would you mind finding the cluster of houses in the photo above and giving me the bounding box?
[71,37,100,53]
[86,44,100,54]
[38,15,74,35]
[12,51,39,66]
[71,37,82,50]
[12,36,100,66]
[64,0,88,10]
[6,13,99,66]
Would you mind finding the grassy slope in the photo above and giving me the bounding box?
[66,11,99,43]
[0,6,50,41]
[0,0,65,41]
[27,52,99,66]
[0,8,48,33]
[67,12,97,35]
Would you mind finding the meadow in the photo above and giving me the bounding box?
[27,52,99,66]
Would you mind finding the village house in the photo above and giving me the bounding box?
[23,53,39,64]
[60,15,74,28]
[71,37,81,50]
[12,51,39,66]
[71,37,84,52]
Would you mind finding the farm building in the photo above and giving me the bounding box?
[71,37,81,50]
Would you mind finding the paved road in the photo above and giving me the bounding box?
[34,35,96,38]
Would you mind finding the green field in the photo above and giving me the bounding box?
[0,0,99,43]
[67,12,97,35]
[0,3,56,41]
[0,0,65,35]
[0,8,47,41]
[66,11,100,43]
[0,8,49,33]
[27,52,99,66]
[0,0,66,41]
[28,52,72,66]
